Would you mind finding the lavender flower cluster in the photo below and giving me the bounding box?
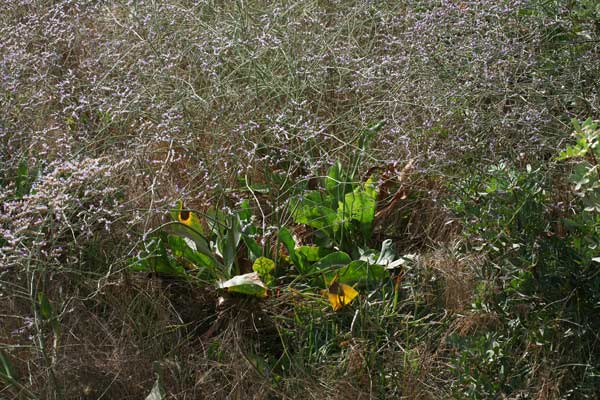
[0,157,129,268]
[1,0,598,263]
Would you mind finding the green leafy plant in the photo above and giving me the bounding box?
[291,122,384,255]
[446,121,600,397]
[131,200,270,297]
[448,332,516,398]
[277,226,394,283]
[559,118,600,213]
[130,123,401,309]
[278,225,407,311]
[291,160,378,255]
[556,118,600,306]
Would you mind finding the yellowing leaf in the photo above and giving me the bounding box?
[178,209,203,230]
[171,201,205,234]
[322,279,359,311]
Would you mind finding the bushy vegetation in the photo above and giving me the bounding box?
[1,1,599,399]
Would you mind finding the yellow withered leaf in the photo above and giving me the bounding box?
[177,208,204,233]
[322,279,359,311]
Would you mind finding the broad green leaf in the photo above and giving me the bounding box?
[166,222,214,261]
[223,215,242,274]
[129,255,155,272]
[559,144,588,160]
[237,199,253,221]
[131,236,188,278]
[325,161,352,207]
[242,235,262,260]
[37,292,53,321]
[339,189,376,240]
[167,235,214,268]
[364,175,378,200]
[323,260,388,285]
[296,246,332,262]
[278,228,306,273]
[293,191,340,234]
[238,201,262,260]
[312,251,352,272]
[252,257,275,273]
[278,227,295,254]
[153,259,186,277]
[130,253,175,275]
[218,272,268,297]
[325,161,343,193]
[252,257,275,286]
[295,203,338,234]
